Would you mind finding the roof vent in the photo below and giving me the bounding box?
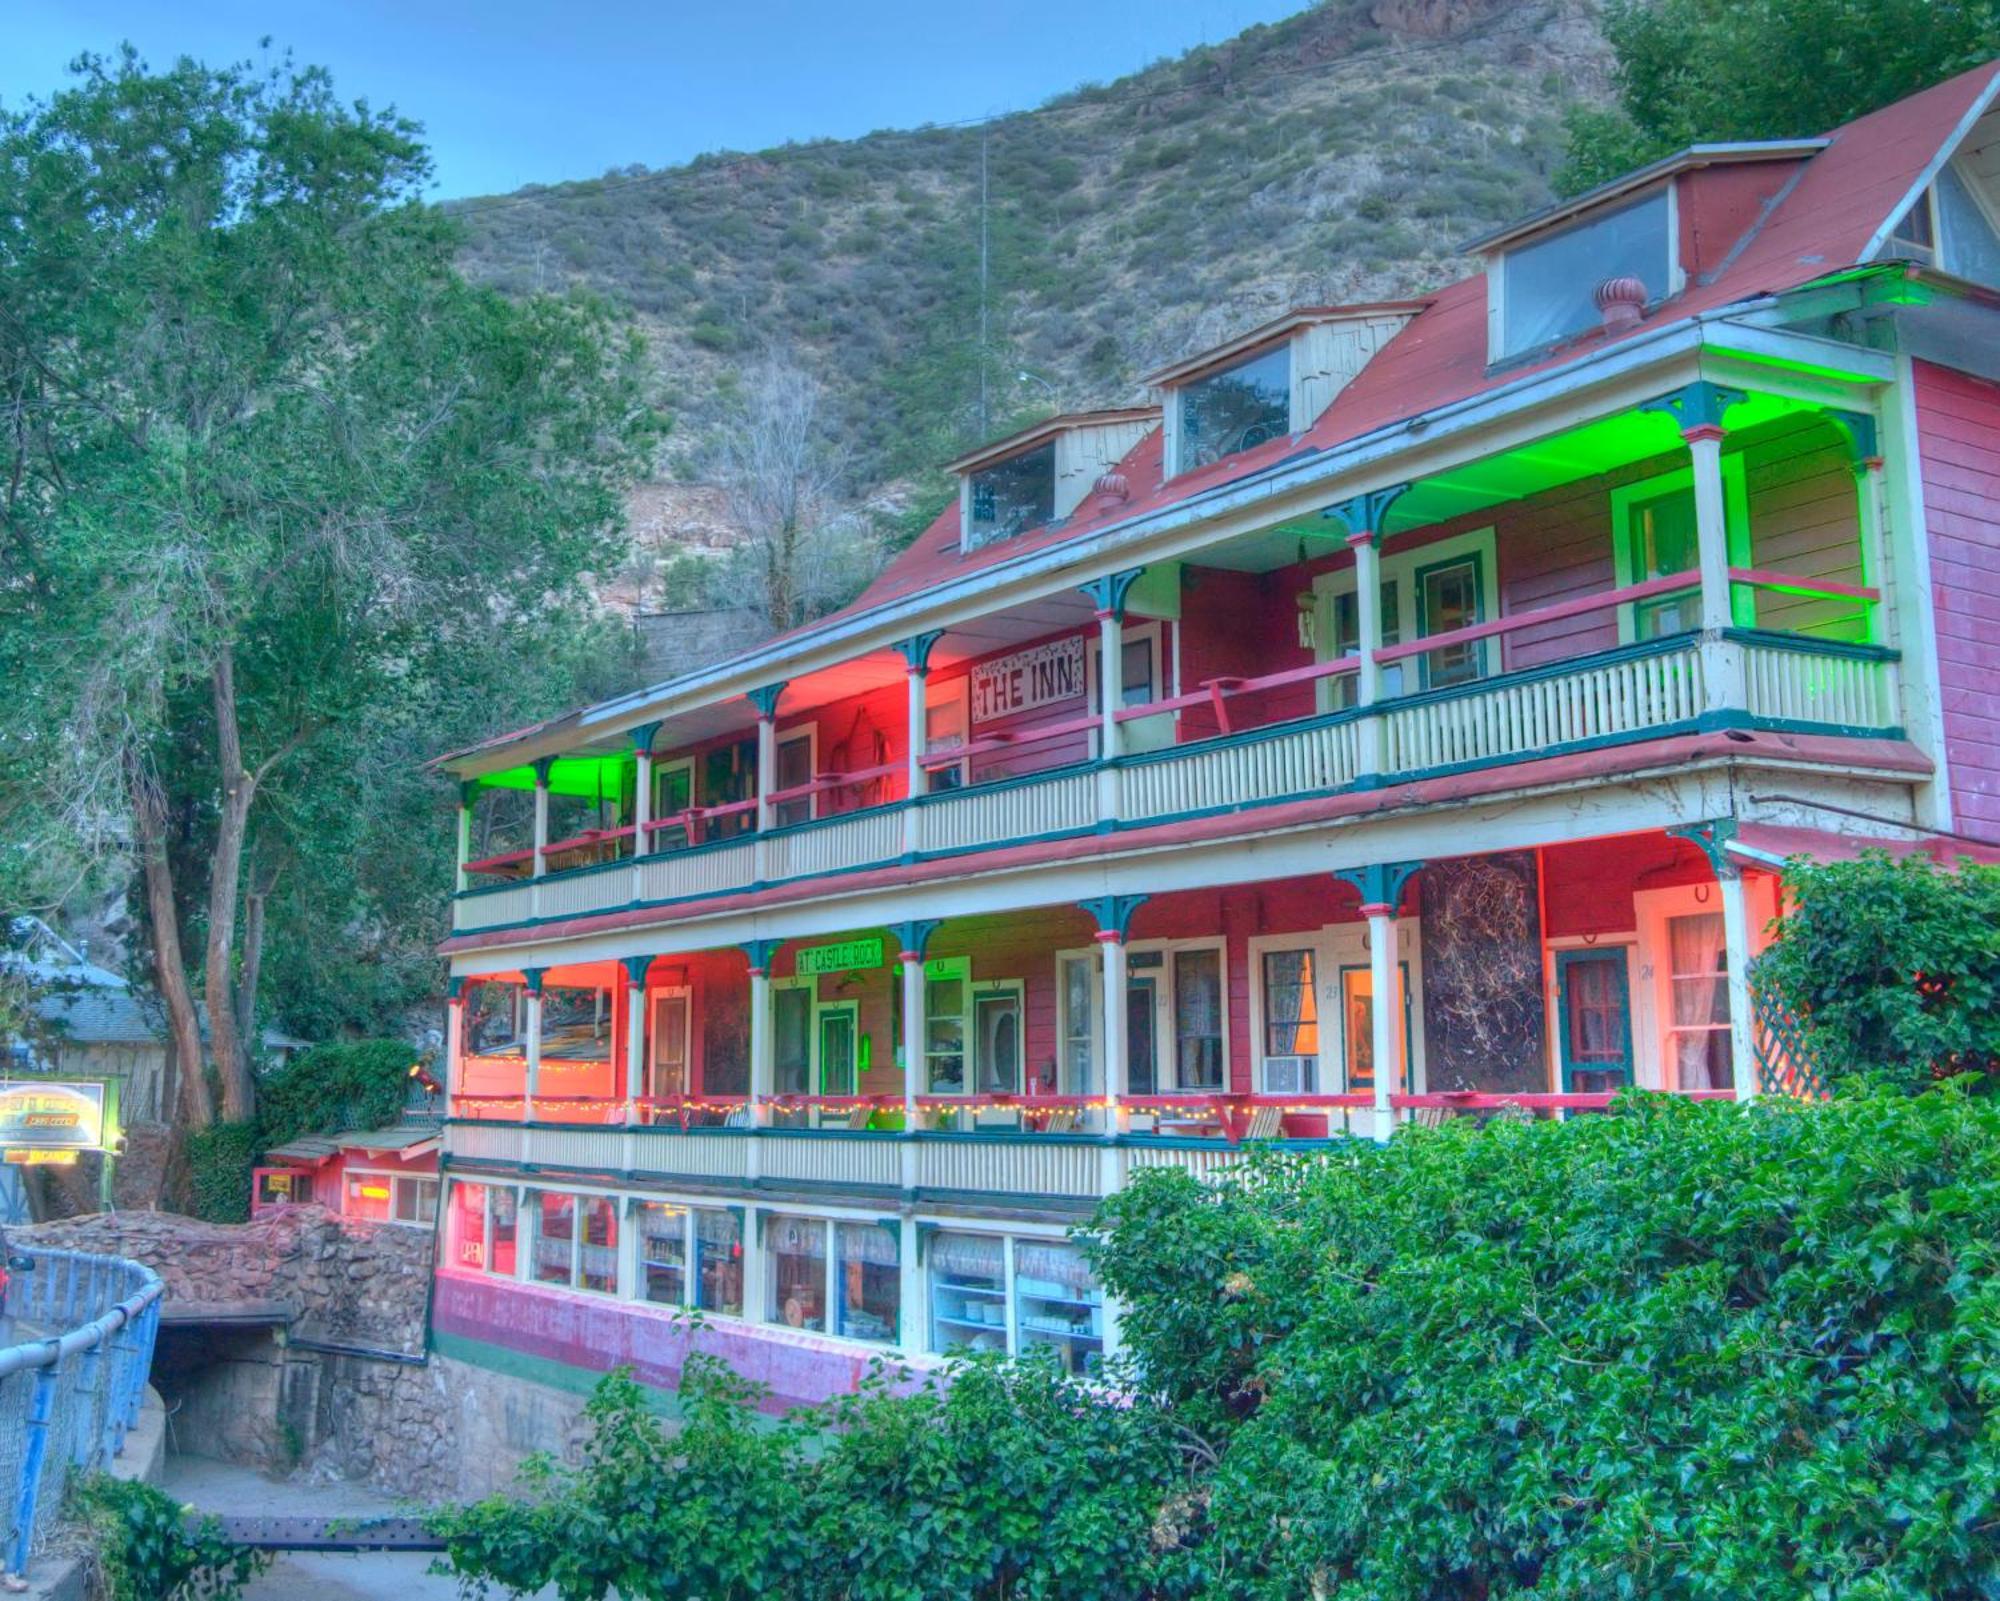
[1095,470,1130,502]
[1593,275,1648,332]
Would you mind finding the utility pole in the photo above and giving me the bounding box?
[978,123,990,436]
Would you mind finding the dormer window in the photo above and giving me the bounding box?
[1886,162,2000,289]
[965,441,1055,551]
[1495,188,1673,361]
[1177,344,1291,471]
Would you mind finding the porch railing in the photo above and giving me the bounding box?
[454,581,1902,936]
[0,1248,164,1578]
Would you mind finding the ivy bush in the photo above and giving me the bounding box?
[183,1122,261,1225]
[1753,852,2000,1092]
[72,1473,267,1599]
[434,1089,2000,1599]
[256,1038,418,1147]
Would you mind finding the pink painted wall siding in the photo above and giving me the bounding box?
[1915,361,2000,837]
[433,1271,932,1414]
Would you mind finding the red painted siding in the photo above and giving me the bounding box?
[1915,361,2000,837]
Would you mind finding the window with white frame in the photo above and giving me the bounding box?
[1256,946,1319,1093]
[928,1229,1104,1374]
[921,958,1022,1096]
[1884,161,2000,289]
[1248,925,1424,1096]
[1175,344,1291,471]
[391,1174,437,1226]
[1494,188,1674,361]
[924,676,969,792]
[1609,460,1749,641]
[773,728,816,828]
[1172,947,1225,1090]
[528,1189,619,1295]
[1056,952,1098,1095]
[964,443,1055,550]
[1315,528,1498,707]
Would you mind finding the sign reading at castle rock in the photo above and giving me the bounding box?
[971,637,1086,726]
[796,937,884,977]
[0,1082,105,1149]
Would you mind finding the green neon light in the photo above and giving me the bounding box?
[1706,346,1887,386]
[480,753,632,800]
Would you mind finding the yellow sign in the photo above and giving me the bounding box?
[5,1149,78,1167]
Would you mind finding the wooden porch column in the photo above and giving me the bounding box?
[1079,571,1143,823]
[530,759,554,878]
[629,723,661,859]
[748,684,787,834]
[1325,486,1409,780]
[1082,896,1148,1144]
[1646,383,1746,715]
[443,978,465,1107]
[1717,870,1758,1102]
[620,956,650,1123]
[1335,862,1423,1142]
[897,634,941,856]
[891,920,940,1157]
[455,785,475,894]
[1829,407,1894,649]
[744,939,781,1119]
[520,968,546,1121]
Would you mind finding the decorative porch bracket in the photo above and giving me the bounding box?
[894,631,944,672]
[1667,819,1742,879]
[619,955,653,987]
[445,975,466,1000]
[1321,482,1411,549]
[745,682,788,719]
[1079,893,1150,941]
[627,721,663,753]
[1334,860,1425,913]
[520,966,547,995]
[1824,407,1882,468]
[889,918,943,963]
[529,756,557,784]
[739,938,784,973]
[1077,568,1144,618]
[1641,380,1746,436]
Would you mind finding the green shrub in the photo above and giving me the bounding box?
[258,1038,417,1146]
[184,1122,260,1224]
[73,1472,268,1599]
[1753,851,2000,1092]
[1089,1087,2000,1598]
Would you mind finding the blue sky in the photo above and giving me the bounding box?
[1,1,1306,198]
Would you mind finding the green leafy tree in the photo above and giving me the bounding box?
[1752,850,2000,1092]
[0,50,657,1127]
[1559,0,2000,194]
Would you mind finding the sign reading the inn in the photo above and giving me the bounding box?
[971,637,1085,726]
[796,937,884,976]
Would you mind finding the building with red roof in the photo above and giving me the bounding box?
[424,66,2000,1405]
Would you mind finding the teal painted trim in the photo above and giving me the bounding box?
[521,967,546,996]
[741,936,782,971]
[445,975,466,1000]
[1668,819,1738,876]
[745,682,788,719]
[456,825,751,903]
[1334,860,1424,909]
[628,721,664,753]
[1119,705,1363,768]
[1823,408,1879,465]
[1322,483,1412,546]
[1642,380,1746,433]
[619,955,652,986]
[1720,626,1901,663]
[1554,948,1634,1091]
[1080,894,1149,940]
[1374,632,1697,717]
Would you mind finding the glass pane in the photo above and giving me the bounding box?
[774,735,813,828]
[450,1183,487,1272]
[1342,966,1409,1093]
[1938,166,2000,289]
[1565,959,1624,1065]
[1119,638,1155,707]
[638,1202,688,1306]
[1173,949,1224,1090]
[466,982,526,1058]
[836,1222,900,1344]
[1177,344,1290,469]
[1126,978,1158,1096]
[926,976,965,1093]
[765,1214,828,1332]
[487,1187,518,1277]
[966,443,1055,548]
[651,994,689,1099]
[693,1208,743,1316]
[1261,949,1317,1056]
[541,988,613,1063]
[1014,1242,1103,1377]
[532,1191,575,1287]
[819,1010,857,1096]
[1421,560,1483,687]
[1331,582,1400,708]
[930,1230,1007,1356]
[773,988,812,1096]
[579,1195,619,1294]
[975,991,1021,1094]
[1061,956,1095,1095]
[1501,189,1670,356]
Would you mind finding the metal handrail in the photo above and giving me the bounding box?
[0,1247,164,1578]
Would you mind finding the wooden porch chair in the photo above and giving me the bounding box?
[1241,1105,1284,1142]
[1038,1108,1080,1135]
[846,1103,876,1132]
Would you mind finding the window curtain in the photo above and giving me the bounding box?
[930,1231,1004,1279]
[1669,913,1728,1089]
[1015,1242,1094,1291]
[837,1222,900,1268]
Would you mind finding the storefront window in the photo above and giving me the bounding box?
[695,1207,744,1316]
[487,1186,518,1277]
[1173,948,1224,1090]
[638,1202,689,1305]
[1013,1241,1104,1376]
[345,1173,393,1223]
[836,1222,900,1344]
[466,981,526,1057]
[532,1191,576,1286]
[541,987,613,1063]
[392,1176,438,1225]
[579,1195,619,1294]
[765,1214,828,1332]
[929,1231,1007,1356]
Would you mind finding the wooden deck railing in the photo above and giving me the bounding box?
[453,571,1900,934]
